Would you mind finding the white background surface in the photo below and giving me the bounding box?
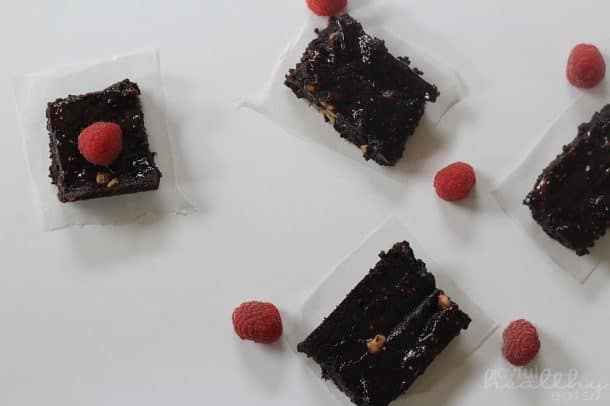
[1,1,609,405]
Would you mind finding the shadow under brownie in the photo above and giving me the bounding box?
[47,79,161,203]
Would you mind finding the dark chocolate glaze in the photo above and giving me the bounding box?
[297,242,471,406]
[524,105,610,255]
[46,79,161,202]
[285,14,439,166]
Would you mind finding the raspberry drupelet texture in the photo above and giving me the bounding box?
[566,44,606,88]
[434,162,476,201]
[77,122,123,167]
[306,0,347,16]
[232,301,283,344]
[502,319,540,366]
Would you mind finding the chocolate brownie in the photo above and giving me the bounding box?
[523,105,610,255]
[298,241,471,406]
[285,14,439,166]
[47,79,161,203]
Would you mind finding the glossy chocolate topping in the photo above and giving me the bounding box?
[47,79,161,202]
[297,241,470,406]
[285,14,438,166]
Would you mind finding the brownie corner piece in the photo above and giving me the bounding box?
[284,14,439,166]
[46,79,162,203]
[298,241,470,406]
[523,105,609,256]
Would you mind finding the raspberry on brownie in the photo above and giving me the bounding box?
[78,122,123,167]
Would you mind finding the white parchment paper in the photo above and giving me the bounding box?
[242,13,465,184]
[493,95,610,283]
[283,217,497,405]
[14,50,194,230]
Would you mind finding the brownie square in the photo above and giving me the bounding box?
[46,79,162,203]
[523,105,610,255]
[297,241,471,406]
[285,14,439,166]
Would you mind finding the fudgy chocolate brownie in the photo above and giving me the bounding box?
[523,105,610,255]
[298,241,471,406]
[47,79,161,203]
[285,14,439,166]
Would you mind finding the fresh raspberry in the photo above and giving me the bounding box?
[306,0,347,16]
[232,301,283,344]
[433,162,476,201]
[502,319,541,366]
[77,122,123,166]
[566,44,605,88]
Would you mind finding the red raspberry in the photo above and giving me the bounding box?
[77,122,123,166]
[502,319,541,366]
[566,44,605,88]
[433,162,476,201]
[232,301,283,344]
[306,0,347,16]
